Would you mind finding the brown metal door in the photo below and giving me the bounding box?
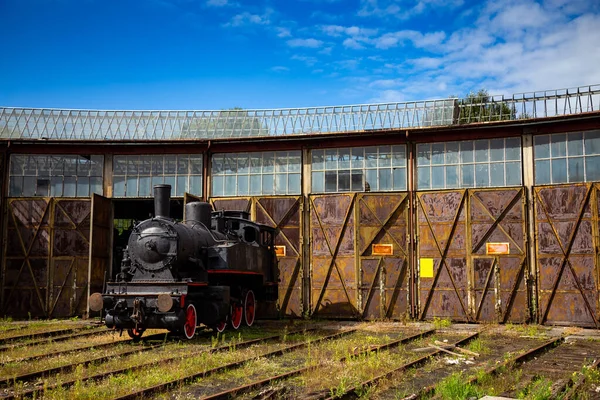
[469,188,528,323]
[49,199,92,317]
[309,194,359,318]
[2,198,51,317]
[535,183,599,327]
[255,196,303,317]
[88,194,112,315]
[417,190,470,321]
[357,193,411,320]
[210,197,252,213]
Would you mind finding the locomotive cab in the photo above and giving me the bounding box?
[89,185,278,340]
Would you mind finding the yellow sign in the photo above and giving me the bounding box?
[274,245,286,257]
[372,244,393,256]
[486,242,510,255]
[420,258,434,278]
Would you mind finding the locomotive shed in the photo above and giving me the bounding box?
[1,83,600,331]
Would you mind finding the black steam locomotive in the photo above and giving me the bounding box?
[89,185,278,339]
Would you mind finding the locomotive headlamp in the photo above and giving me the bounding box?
[157,293,174,312]
[89,292,104,312]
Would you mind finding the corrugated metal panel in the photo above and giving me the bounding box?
[535,184,599,327]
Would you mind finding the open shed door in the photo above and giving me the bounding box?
[87,194,112,316]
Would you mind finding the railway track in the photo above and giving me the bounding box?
[0,326,86,345]
[0,326,108,351]
[1,327,320,400]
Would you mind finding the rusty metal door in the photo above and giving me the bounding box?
[535,183,599,327]
[49,199,92,317]
[88,194,112,315]
[255,196,303,317]
[357,193,411,320]
[2,198,52,317]
[416,188,528,323]
[309,194,359,318]
[210,197,252,214]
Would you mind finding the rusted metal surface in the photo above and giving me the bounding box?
[417,188,528,322]
[535,183,599,327]
[309,194,359,318]
[89,194,112,315]
[255,196,303,317]
[210,197,252,213]
[357,193,410,319]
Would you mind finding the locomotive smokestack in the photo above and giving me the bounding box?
[154,184,171,218]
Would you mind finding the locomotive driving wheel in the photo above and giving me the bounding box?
[231,300,244,330]
[127,327,145,341]
[215,320,227,333]
[183,304,197,339]
[244,290,255,327]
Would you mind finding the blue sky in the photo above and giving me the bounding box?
[1,0,599,109]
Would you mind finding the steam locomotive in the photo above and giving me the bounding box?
[89,185,278,339]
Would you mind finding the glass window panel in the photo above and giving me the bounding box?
[64,158,77,175]
[378,146,391,167]
[312,171,324,193]
[289,173,301,194]
[176,176,187,197]
[490,139,504,162]
[177,156,189,174]
[490,163,504,186]
[461,164,474,187]
[24,156,37,175]
[212,155,224,174]
[164,156,177,174]
[36,178,50,196]
[114,157,127,174]
[431,143,445,165]
[50,177,63,197]
[312,150,324,170]
[325,171,337,192]
[366,169,377,191]
[139,157,152,175]
[63,177,76,197]
[152,177,164,190]
[392,145,406,167]
[125,176,138,197]
[9,176,23,196]
[351,148,364,169]
[212,175,224,196]
[568,157,585,182]
[223,156,237,174]
[339,149,351,169]
[263,153,274,173]
[250,154,262,173]
[325,149,337,169]
[10,155,24,175]
[365,147,378,168]
[431,166,444,189]
[151,156,163,175]
[275,174,287,194]
[506,162,521,186]
[90,177,103,195]
[338,171,350,191]
[90,155,103,176]
[288,153,301,172]
[534,160,550,184]
[224,175,236,196]
[51,157,64,175]
[475,140,489,163]
[460,142,474,163]
[114,176,126,197]
[262,174,274,194]
[446,142,459,164]
[189,175,202,195]
[352,171,364,191]
[77,177,90,197]
[250,175,262,195]
[128,156,140,175]
[551,158,567,183]
[585,156,600,181]
[392,168,406,190]
[446,165,459,188]
[38,157,51,177]
[238,175,249,195]
[138,176,151,197]
[568,132,584,156]
[379,169,391,190]
[77,158,90,177]
[585,130,600,155]
[475,164,489,187]
[164,176,175,193]
[505,137,521,160]
[417,167,431,190]
[551,134,567,157]
[417,144,430,166]
[238,156,250,175]
[190,156,203,174]
[275,154,288,173]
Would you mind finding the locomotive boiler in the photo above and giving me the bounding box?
[89,184,278,339]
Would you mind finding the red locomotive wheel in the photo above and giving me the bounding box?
[231,302,243,330]
[244,290,255,327]
[215,320,227,333]
[183,304,197,339]
[127,327,145,341]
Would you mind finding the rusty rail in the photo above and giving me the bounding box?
[0,327,107,351]
[0,327,82,345]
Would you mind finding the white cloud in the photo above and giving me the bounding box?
[271,66,290,72]
[275,27,292,37]
[372,30,445,49]
[287,38,324,48]
[225,9,273,27]
[291,55,319,66]
[358,0,463,19]
[206,0,230,6]
[343,38,365,49]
